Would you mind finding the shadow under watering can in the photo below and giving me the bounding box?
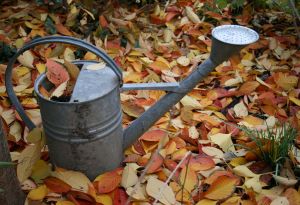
[5,25,259,179]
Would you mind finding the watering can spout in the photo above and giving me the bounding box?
[123,25,259,149]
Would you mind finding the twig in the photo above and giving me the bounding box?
[152,151,192,205]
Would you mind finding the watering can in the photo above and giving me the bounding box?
[5,25,259,179]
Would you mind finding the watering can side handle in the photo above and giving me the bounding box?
[5,36,123,130]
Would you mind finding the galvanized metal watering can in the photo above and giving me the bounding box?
[5,25,259,179]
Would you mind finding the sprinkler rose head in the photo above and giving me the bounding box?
[210,25,259,65]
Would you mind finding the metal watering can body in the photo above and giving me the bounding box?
[5,25,259,179]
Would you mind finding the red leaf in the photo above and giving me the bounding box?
[113,188,128,205]
[44,177,71,194]
[99,15,108,28]
[46,59,70,87]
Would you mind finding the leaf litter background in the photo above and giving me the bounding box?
[0,0,300,204]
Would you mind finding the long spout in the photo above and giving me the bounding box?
[123,58,216,149]
[123,25,259,149]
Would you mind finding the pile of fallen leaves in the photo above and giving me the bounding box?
[0,0,300,204]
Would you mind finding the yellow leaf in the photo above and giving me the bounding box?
[51,169,91,193]
[9,121,22,142]
[31,160,51,183]
[179,166,198,193]
[146,177,176,205]
[17,143,41,182]
[289,96,300,106]
[204,176,236,200]
[209,133,235,152]
[196,199,217,205]
[233,165,257,178]
[26,128,44,144]
[230,157,247,167]
[28,185,48,200]
[56,201,75,205]
[16,66,30,77]
[275,73,298,91]
[36,63,46,74]
[95,194,113,205]
[243,115,264,126]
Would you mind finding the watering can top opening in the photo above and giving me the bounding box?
[212,25,259,45]
[35,61,119,104]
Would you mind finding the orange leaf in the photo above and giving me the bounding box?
[56,23,72,36]
[46,59,70,87]
[204,171,240,185]
[148,60,169,73]
[189,157,215,171]
[150,14,166,25]
[44,177,71,194]
[99,15,108,28]
[283,188,300,205]
[95,170,122,194]
[147,153,164,174]
[238,81,260,95]
[204,176,236,200]
[139,129,167,142]
[179,165,198,193]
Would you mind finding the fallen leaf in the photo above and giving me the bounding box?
[233,165,258,178]
[94,169,122,194]
[180,165,198,193]
[46,59,70,87]
[147,153,164,174]
[52,169,91,193]
[204,176,236,200]
[209,133,235,152]
[270,197,289,205]
[28,185,48,201]
[17,143,41,182]
[234,101,248,118]
[146,177,176,205]
[44,177,72,194]
[121,163,139,188]
[283,188,300,205]
[140,129,167,142]
[17,50,34,68]
[185,6,201,23]
[30,160,51,183]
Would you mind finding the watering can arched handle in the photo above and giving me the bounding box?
[5,36,123,130]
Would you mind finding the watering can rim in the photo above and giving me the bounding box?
[212,24,259,46]
[34,73,119,105]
